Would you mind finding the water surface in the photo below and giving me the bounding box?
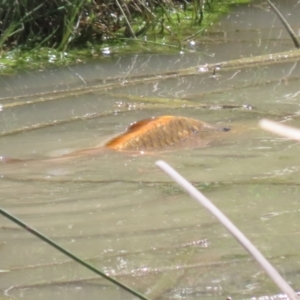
[1,1,300,299]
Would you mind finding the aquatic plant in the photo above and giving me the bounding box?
[0,0,215,51]
[0,206,150,300]
[0,0,257,73]
[260,120,300,141]
[156,160,299,300]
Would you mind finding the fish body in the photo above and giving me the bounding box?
[1,116,230,164]
[105,115,228,152]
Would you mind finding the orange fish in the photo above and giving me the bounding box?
[0,116,230,163]
[105,115,229,152]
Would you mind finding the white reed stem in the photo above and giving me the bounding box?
[156,160,298,300]
[260,119,300,141]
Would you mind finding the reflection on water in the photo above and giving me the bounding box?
[1,1,300,299]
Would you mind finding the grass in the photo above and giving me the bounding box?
[0,0,252,74]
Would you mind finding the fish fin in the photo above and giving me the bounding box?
[125,118,155,133]
[105,118,155,149]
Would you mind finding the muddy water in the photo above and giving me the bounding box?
[1,1,300,300]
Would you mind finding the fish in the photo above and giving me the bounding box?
[0,116,230,164]
[104,115,229,152]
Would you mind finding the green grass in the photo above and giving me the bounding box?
[0,0,252,74]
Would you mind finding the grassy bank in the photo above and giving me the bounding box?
[0,0,251,74]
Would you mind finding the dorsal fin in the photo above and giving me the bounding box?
[105,117,156,150]
[126,118,155,133]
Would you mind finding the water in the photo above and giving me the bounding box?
[1,0,300,299]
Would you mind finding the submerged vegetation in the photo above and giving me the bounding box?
[0,0,250,73]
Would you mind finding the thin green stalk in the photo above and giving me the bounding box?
[31,26,60,50]
[0,207,151,300]
[20,2,45,24]
[116,0,136,39]
[183,26,206,41]
[267,0,300,49]
[0,24,19,47]
[58,0,85,51]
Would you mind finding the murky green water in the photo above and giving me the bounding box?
[1,1,300,299]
